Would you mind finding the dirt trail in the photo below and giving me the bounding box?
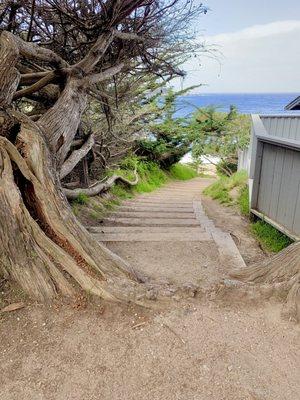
[1,178,300,400]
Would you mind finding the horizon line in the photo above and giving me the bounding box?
[181,91,300,95]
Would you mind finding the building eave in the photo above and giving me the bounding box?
[285,95,300,110]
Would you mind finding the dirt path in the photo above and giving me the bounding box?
[1,178,300,400]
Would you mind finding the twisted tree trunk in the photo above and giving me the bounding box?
[0,31,147,302]
[0,111,148,301]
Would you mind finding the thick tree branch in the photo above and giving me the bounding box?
[13,71,57,100]
[4,31,68,67]
[84,63,125,85]
[60,134,95,179]
[37,78,88,164]
[113,30,145,42]
[74,32,114,74]
[63,170,138,199]
[0,31,20,106]
[20,71,54,85]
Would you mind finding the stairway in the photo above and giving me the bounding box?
[88,178,245,284]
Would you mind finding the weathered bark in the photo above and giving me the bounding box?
[0,30,146,303]
[60,134,95,179]
[230,242,300,322]
[13,71,58,100]
[0,31,20,106]
[0,113,147,302]
[38,77,88,164]
[64,169,139,199]
[80,156,90,188]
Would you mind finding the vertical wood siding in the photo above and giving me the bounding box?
[257,143,300,236]
[261,116,300,140]
[239,115,300,239]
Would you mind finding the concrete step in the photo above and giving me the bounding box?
[116,205,194,212]
[211,231,246,270]
[93,230,212,242]
[122,200,192,206]
[103,217,199,226]
[89,226,206,234]
[137,191,200,196]
[136,196,199,200]
[109,211,196,219]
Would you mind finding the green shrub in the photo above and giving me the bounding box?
[251,221,292,253]
[169,163,198,180]
[216,159,237,176]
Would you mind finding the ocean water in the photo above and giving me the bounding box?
[175,93,300,117]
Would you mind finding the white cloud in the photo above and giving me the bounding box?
[174,20,300,93]
[211,20,300,43]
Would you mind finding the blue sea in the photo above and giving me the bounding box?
[176,93,300,117]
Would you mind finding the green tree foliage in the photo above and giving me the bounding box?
[191,106,251,174]
[137,92,251,173]
[136,87,199,169]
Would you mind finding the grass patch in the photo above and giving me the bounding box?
[251,220,292,253]
[203,170,248,205]
[108,157,169,195]
[238,185,250,216]
[102,198,120,210]
[227,170,248,189]
[89,210,102,220]
[169,163,198,180]
[72,203,80,216]
[204,169,292,252]
[110,185,133,200]
[72,192,90,205]
[134,161,168,192]
[203,177,231,204]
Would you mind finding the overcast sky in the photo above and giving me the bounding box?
[173,0,300,93]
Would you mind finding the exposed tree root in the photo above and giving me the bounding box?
[225,242,300,322]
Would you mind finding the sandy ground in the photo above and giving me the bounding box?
[107,241,220,288]
[1,300,299,400]
[1,178,300,400]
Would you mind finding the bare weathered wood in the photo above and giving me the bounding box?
[13,71,57,100]
[60,134,95,179]
[5,31,67,66]
[80,156,90,188]
[0,125,144,301]
[64,170,139,199]
[0,31,20,106]
[37,77,88,163]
